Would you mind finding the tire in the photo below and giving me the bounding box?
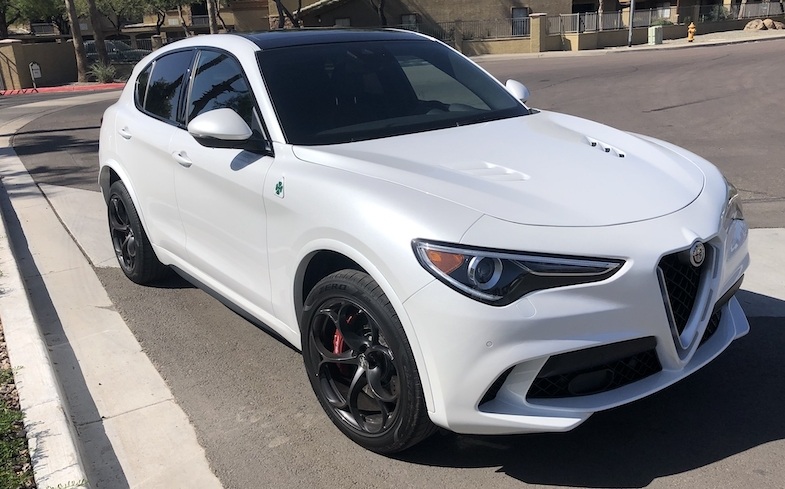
[107,181,167,284]
[301,270,436,453]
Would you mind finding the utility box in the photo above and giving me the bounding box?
[648,25,663,45]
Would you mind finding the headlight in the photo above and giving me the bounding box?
[722,178,747,255]
[412,239,624,306]
[721,178,744,229]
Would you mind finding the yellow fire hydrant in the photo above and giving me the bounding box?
[687,22,696,42]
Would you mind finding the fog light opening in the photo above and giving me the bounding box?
[567,369,615,396]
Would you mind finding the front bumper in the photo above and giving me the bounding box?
[402,213,749,435]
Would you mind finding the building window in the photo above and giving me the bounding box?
[401,14,417,29]
[335,17,351,27]
[511,7,530,36]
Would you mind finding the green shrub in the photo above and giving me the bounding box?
[88,62,117,83]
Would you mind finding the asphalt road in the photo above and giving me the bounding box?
[10,41,785,488]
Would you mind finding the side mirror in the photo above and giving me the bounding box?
[505,79,530,104]
[188,108,253,143]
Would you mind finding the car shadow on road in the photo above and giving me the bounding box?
[397,292,784,488]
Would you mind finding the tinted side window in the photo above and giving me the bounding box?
[187,50,253,126]
[135,64,151,108]
[144,50,194,124]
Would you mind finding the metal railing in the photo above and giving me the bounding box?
[548,2,784,35]
[460,18,531,39]
[31,23,56,35]
[393,22,455,41]
[136,38,154,50]
[191,15,209,26]
[395,18,531,41]
[632,7,675,27]
[732,1,785,19]
[398,2,783,40]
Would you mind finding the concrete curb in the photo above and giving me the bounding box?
[0,169,89,487]
[0,82,125,97]
[0,91,223,488]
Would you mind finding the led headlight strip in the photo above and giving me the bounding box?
[413,239,624,306]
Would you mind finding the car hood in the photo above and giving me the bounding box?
[291,110,705,227]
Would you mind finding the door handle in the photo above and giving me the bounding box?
[118,127,132,139]
[172,150,193,168]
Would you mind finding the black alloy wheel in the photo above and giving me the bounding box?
[107,181,167,284]
[302,270,435,453]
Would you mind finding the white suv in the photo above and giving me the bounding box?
[98,29,750,453]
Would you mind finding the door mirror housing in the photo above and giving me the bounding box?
[187,108,270,154]
[505,79,530,104]
[188,108,253,142]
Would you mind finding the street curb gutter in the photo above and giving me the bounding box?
[0,177,89,488]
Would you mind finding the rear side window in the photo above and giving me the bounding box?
[144,50,194,124]
[135,64,151,107]
[187,50,254,127]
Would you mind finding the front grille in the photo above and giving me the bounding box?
[658,250,707,335]
[528,338,662,399]
[700,311,722,346]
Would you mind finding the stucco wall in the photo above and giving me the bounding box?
[0,40,76,90]
[400,0,573,22]
[463,37,535,55]
[288,0,576,28]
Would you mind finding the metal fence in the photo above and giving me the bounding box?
[731,1,785,19]
[397,2,783,40]
[396,17,531,41]
[191,15,209,26]
[135,38,154,50]
[31,23,56,35]
[460,18,531,39]
[548,1,785,35]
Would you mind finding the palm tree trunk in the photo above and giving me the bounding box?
[63,0,88,82]
[207,0,219,33]
[86,0,110,66]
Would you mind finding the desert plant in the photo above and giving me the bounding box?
[88,62,117,83]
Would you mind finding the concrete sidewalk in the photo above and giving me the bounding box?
[0,92,222,488]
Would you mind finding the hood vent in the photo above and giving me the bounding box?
[586,136,626,158]
[442,161,530,182]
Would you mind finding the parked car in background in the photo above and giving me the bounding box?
[98,29,750,454]
[85,40,151,63]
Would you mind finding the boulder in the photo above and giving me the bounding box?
[744,19,766,30]
[773,20,785,30]
[762,18,776,29]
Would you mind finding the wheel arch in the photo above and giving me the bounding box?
[294,250,365,323]
[99,163,149,231]
[293,246,436,412]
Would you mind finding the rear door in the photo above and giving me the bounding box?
[114,49,194,257]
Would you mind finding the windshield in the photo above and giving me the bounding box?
[109,40,132,51]
[258,39,528,145]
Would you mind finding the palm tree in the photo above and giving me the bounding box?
[63,0,88,82]
[86,0,110,66]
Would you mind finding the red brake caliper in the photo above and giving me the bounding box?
[332,328,346,355]
[333,314,353,376]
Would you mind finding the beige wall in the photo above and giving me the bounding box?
[463,37,534,55]
[230,1,271,31]
[0,40,77,90]
[399,0,573,22]
[286,0,576,28]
